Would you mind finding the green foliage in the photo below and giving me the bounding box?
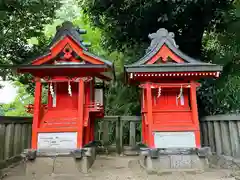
[104,80,140,116]
[42,4,141,115]
[79,0,232,58]
[198,2,240,115]
[0,0,61,80]
[1,81,33,116]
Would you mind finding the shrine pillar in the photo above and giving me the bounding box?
[77,78,85,148]
[146,83,154,148]
[190,81,201,148]
[31,79,42,150]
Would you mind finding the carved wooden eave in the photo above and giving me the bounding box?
[124,28,222,81]
[14,21,115,81]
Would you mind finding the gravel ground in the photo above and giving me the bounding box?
[2,155,236,180]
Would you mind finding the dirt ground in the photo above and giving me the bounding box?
[2,155,236,180]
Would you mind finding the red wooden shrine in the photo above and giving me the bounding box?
[17,21,114,150]
[125,29,222,149]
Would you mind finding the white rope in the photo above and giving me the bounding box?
[177,85,183,99]
[68,81,72,96]
[157,87,161,98]
[50,81,54,99]
[176,85,184,105]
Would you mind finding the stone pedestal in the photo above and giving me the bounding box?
[21,147,96,179]
[139,147,211,175]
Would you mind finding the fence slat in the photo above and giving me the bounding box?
[229,121,240,157]
[102,120,109,148]
[13,124,22,156]
[237,122,240,139]
[21,124,28,150]
[220,122,232,156]
[213,122,222,155]
[207,122,215,152]
[27,124,32,149]
[119,117,123,154]
[4,124,15,160]
[129,121,136,147]
[0,124,6,160]
[201,122,209,146]
[115,117,121,154]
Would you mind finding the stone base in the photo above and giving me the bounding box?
[123,146,140,156]
[21,147,96,179]
[139,148,211,175]
[208,155,240,170]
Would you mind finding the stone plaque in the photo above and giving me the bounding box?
[154,131,196,148]
[37,132,77,150]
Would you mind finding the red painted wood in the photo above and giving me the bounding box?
[140,81,202,148]
[77,79,84,148]
[146,45,184,64]
[146,83,154,148]
[32,37,105,65]
[23,29,111,150]
[189,81,201,148]
[31,80,42,150]
[37,127,78,133]
[127,37,218,149]
[128,72,220,84]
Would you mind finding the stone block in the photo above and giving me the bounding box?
[53,157,80,174]
[197,147,212,158]
[157,155,171,169]
[190,155,205,169]
[170,155,191,169]
[25,157,54,177]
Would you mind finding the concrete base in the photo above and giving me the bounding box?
[123,146,140,156]
[20,147,96,179]
[139,147,211,175]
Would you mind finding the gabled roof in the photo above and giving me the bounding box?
[49,21,87,51]
[125,28,222,73]
[12,21,115,80]
[26,21,113,68]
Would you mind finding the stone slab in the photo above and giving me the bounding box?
[140,154,206,174]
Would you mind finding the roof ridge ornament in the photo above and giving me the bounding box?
[146,28,179,53]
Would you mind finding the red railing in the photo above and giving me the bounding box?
[25,104,48,114]
[25,103,104,115]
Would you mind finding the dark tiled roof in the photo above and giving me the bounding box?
[49,21,87,50]
[22,21,113,67]
[125,28,222,72]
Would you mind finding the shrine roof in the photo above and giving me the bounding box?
[0,21,115,80]
[124,28,222,73]
[49,21,87,50]
[24,21,113,67]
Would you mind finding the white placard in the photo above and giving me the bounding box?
[154,131,196,148]
[37,132,77,150]
[95,88,103,105]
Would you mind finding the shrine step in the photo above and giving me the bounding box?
[139,147,211,175]
[20,147,96,179]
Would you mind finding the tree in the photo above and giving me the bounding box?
[198,1,240,115]
[79,0,232,59]
[0,0,61,79]
[1,81,34,116]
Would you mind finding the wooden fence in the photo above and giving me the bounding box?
[94,116,141,154]
[200,114,240,157]
[0,116,32,169]
[0,114,240,169]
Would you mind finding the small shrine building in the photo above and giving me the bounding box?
[15,21,114,151]
[124,28,222,149]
